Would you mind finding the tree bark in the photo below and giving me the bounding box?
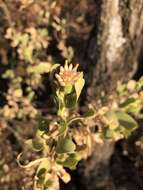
[84,0,143,100]
[80,0,143,189]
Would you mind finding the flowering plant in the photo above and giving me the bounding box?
[18,62,143,190]
[18,61,85,190]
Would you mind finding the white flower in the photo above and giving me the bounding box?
[55,61,80,86]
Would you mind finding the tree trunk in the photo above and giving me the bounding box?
[80,0,143,189]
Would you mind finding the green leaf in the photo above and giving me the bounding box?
[36,159,51,178]
[27,91,35,101]
[103,128,114,139]
[64,91,77,108]
[20,34,29,46]
[74,73,85,101]
[50,64,60,73]
[119,98,136,108]
[38,117,49,133]
[27,63,51,74]
[68,109,95,125]
[26,138,43,152]
[82,109,95,118]
[33,139,43,151]
[56,90,64,111]
[115,111,138,131]
[120,98,142,114]
[116,82,127,96]
[23,46,33,63]
[137,76,143,90]
[57,153,81,170]
[56,138,76,154]
[64,85,73,94]
[38,28,48,37]
[105,111,119,128]
[103,111,138,139]
[58,120,68,135]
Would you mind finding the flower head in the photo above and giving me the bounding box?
[55,61,81,87]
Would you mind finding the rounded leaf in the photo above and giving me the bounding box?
[26,138,43,152]
[56,138,76,154]
[115,111,138,130]
[36,159,51,178]
[57,153,81,170]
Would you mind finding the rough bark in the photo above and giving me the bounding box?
[84,0,143,100]
[80,1,143,189]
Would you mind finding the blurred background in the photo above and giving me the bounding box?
[0,1,143,190]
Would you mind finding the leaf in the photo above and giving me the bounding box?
[74,73,85,101]
[33,139,44,151]
[57,153,81,170]
[103,128,114,139]
[64,91,77,108]
[68,109,95,125]
[27,91,35,101]
[82,109,95,118]
[21,34,29,46]
[119,98,136,108]
[64,85,73,94]
[116,82,126,96]
[26,138,43,152]
[56,90,64,110]
[58,120,68,135]
[38,117,50,133]
[103,111,138,139]
[120,98,142,114]
[115,111,138,131]
[105,111,119,129]
[27,63,51,74]
[36,159,51,178]
[50,64,60,73]
[38,28,48,37]
[23,46,33,63]
[56,138,76,154]
[137,76,143,90]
